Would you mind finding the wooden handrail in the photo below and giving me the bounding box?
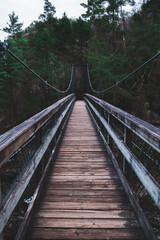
[0,94,75,236]
[85,94,160,152]
[84,95,160,210]
[0,94,75,168]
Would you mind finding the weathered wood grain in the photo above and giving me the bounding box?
[0,94,75,168]
[26,101,146,240]
[31,218,140,229]
[27,228,145,240]
[33,209,136,219]
[40,197,130,203]
[0,96,75,236]
[85,94,160,152]
[37,201,132,209]
[85,97,160,211]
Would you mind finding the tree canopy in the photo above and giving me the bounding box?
[3,11,23,37]
[0,0,160,133]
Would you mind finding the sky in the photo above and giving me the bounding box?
[0,0,140,41]
[0,0,88,40]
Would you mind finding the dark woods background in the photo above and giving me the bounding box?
[0,0,160,134]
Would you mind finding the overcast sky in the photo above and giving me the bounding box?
[0,0,140,41]
[0,0,89,40]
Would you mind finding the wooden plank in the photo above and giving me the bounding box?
[26,228,145,240]
[51,171,116,175]
[58,148,106,152]
[51,173,117,176]
[39,195,130,202]
[45,179,121,184]
[52,165,115,169]
[52,169,116,173]
[54,154,107,157]
[54,158,109,161]
[33,209,136,219]
[37,201,132,210]
[48,175,119,180]
[45,180,122,189]
[41,189,127,197]
[30,218,140,229]
[52,163,111,167]
[44,183,122,190]
[61,140,102,144]
[52,169,115,173]
[54,158,109,162]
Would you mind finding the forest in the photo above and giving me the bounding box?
[0,0,160,134]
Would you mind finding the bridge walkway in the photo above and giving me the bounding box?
[26,101,146,240]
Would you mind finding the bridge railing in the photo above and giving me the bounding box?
[0,94,75,239]
[84,93,160,238]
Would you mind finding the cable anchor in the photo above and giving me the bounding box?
[0,40,8,61]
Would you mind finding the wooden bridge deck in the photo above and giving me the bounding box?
[26,101,146,240]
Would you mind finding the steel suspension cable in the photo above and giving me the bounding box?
[7,49,74,93]
[0,41,73,94]
[87,52,160,94]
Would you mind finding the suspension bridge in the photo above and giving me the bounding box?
[0,42,160,240]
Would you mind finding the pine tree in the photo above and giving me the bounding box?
[55,14,73,53]
[81,0,107,22]
[72,18,92,51]
[106,0,135,51]
[2,11,23,38]
[39,0,56,21]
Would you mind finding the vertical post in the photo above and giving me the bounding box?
[54,114,57,147]
[71,64,74,93]
[0,172,3,240]
[123,126,132,178]
[107,113,113,149]
[86,64,89,93]
[126,127,132,180]
[123,126,127,173]
[107,113,110,145]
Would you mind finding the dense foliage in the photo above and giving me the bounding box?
[0,0,160,133]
